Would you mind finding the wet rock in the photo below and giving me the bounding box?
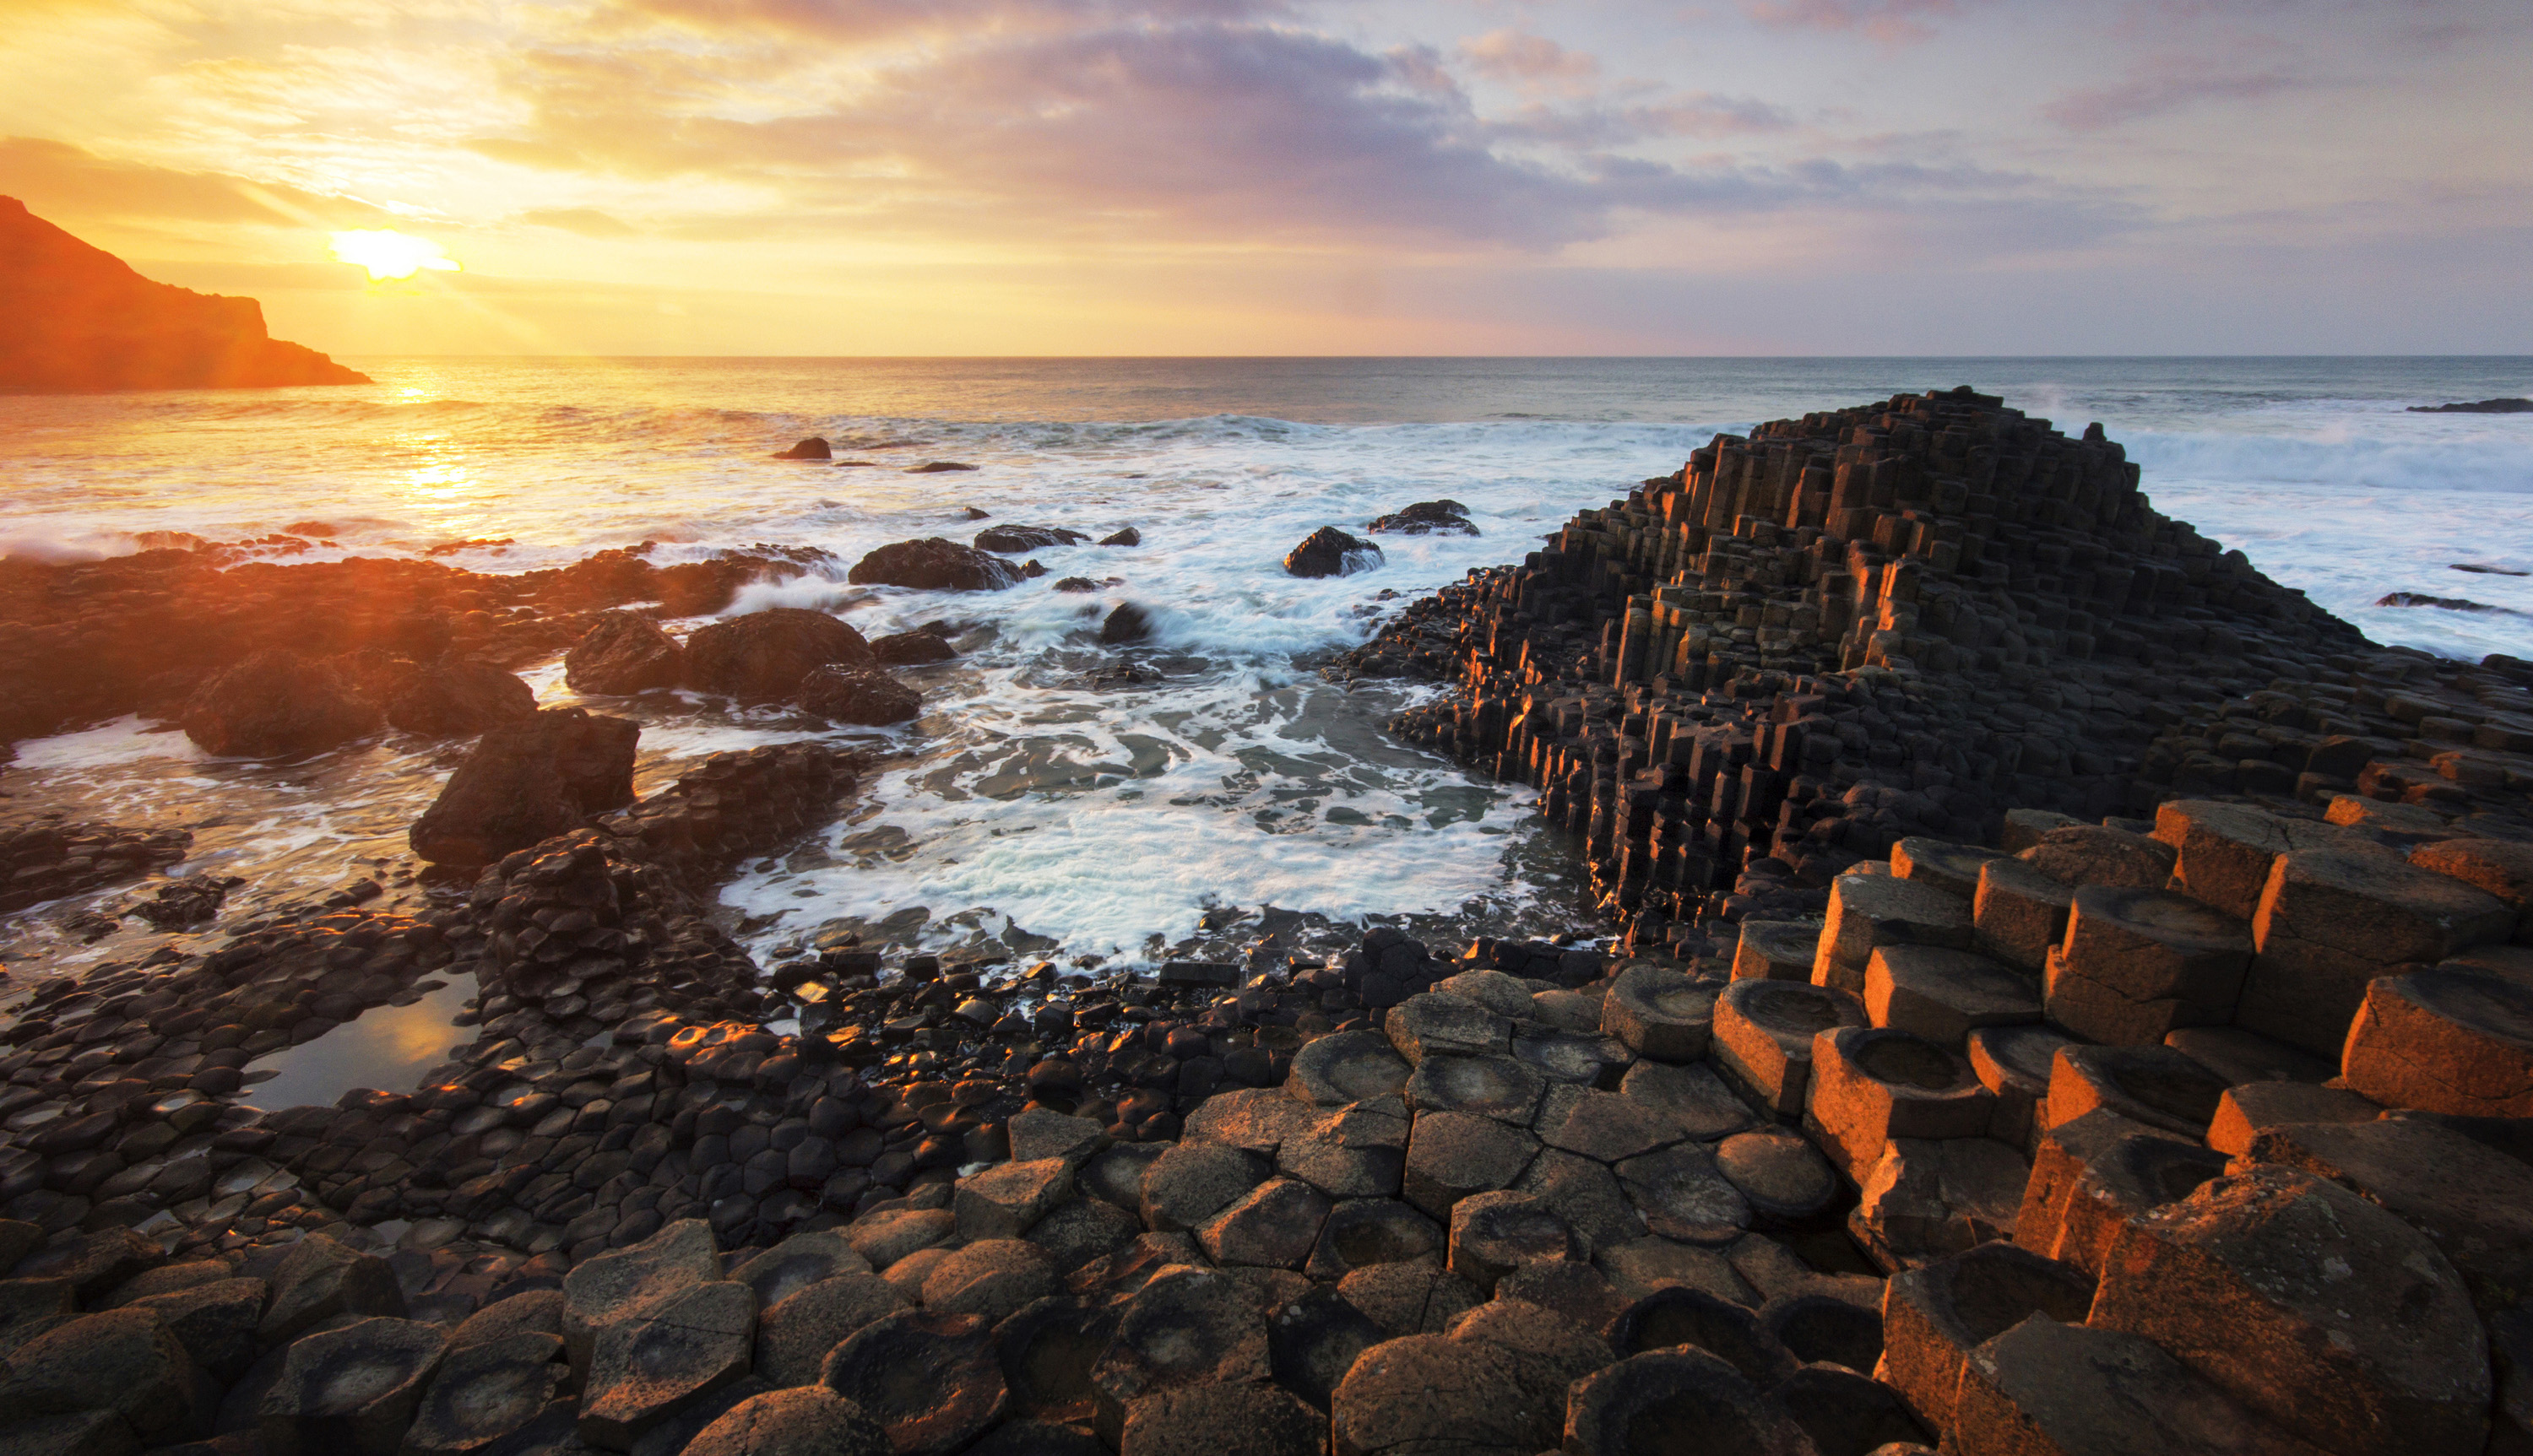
[1953,1314,2316,1456]
[2341,967,2533,1118]
[260,1316,447,1456]
[403,1330,565,1456]
[822,1310,1007,1456]
[872,626,957,664]
[1120,1379,1326,1456]
[683,607,875,703]
[753,1274,906,1388]
[1364,500,1477,536]
[796,665,920,725]
[1099,528,1142,547]
[578,1280,754,1450]
[2090,1163,2489,1456]
[773,437,832,459]
[1283,527,1382,579]
[382,655,538,737]
[0,1307,199,1447]
[848,538,1022,592]
[178,647,382,758]
[409,706,638,866]
[1099,603,1152,645]
[1563,1348,1815,1456]
[258,1233,405,1345]
[975,525,1088,553]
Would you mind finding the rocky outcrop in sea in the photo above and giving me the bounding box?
[3,389,2530,1456]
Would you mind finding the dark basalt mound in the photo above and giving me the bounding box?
[874,627,958,665]
[178,648,383,758]
[375,655,540,738]
[1339,386,2379,939]
[684,609,876,704]
[797,666,921,726]
[849,539,1022,593]
[1100,604,1153,645]
[409,706,638,865]
[1367,501,1479,536]
[2409,398,2533,414]
[1284,528,1383,579]
[774,438,833,459]
[976,526,1088,554]
[1099,528,1141,547]
[908,462,979,474]
[2378,592,2520,615]
[567,611,687,695]
[0,196,369,392]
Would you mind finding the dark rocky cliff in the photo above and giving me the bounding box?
[0,195,370,392]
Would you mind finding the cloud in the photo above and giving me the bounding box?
[1738,0,1968,45]
[616,0,1273,44]
[1457,30,1600,89]
[0,136,396,227]
[2042,66,2311,130]
[1501,93,1796,147]
[520,206,637,235]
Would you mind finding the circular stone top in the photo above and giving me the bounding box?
[2080,886,2252,949]
[1735,981,1847,1036]
[1851,1031,1969,1092]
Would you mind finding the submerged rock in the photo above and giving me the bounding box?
[976,525,1088,553]
[1366,500,1478,536]
[873,627,959,664]
[797,666,921,726]
[849,539,1022,592]
[1284,527,1383,579]
[2409,398,2533,413]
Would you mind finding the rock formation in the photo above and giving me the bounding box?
[0,197,370,392]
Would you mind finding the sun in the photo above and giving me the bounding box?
[328,229,462,282]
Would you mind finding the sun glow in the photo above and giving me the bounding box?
[328,229,461,281]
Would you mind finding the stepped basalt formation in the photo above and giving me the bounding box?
[0,196,369,392]
[4,389,2533,1456]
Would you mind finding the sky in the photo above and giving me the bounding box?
[1,0,2525,356]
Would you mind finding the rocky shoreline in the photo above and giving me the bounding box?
[3,389,2531,1456]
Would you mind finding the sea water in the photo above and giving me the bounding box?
[3,357,2528,979]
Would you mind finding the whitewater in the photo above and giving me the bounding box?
[3,356,2528,979]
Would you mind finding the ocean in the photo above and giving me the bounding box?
[4,356,2530,981]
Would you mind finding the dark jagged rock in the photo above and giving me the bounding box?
[796,666,921,726]
[2378,592,2521,614]
[567,611,686,695]
[684,608,876,703]
[1099,528,1142,547]
[1284,527,1382,579]
[378,655,539,738]
[849,539,1022,593]
[1367,500,1479,536]
[409,706,639,866]
[178,647,383,757]
[2410,398,2533,414]
[773,437,833,459]
[1100,604,1153,645]
[0,196,368,392]
[873,627,958,665]
[907,462,980,474]
[976,526,1088,553]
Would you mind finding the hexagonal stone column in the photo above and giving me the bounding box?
[1863,945,2039,1049]
[2045,885,2252,1045]
[1712,980,1867,1120]
[2342,968,2533,1117]
[1813,874,1972,993]
[2240,845,2513,1056]
[1801,1027,1994,1183]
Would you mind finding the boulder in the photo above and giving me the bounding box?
[1364,500,1478,535]
[974,525,1088,553]
[260,1316,447,1456]
[1386,991,1512,1065]
[872,627,957,664]
[848,539,1021,592]
[795,665,920,725]
[408,706,638,866]
[565,611,686,694]
[1099,527,1142,546]
[2089,1164,2490,1456]
[122,1276,264,1382]
[1099,603,1152,645]
[178,647,382,757]
[1283,527,1382,578]
[773,437,831,459]
[684,607,875,703]
[383,655,538,737]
